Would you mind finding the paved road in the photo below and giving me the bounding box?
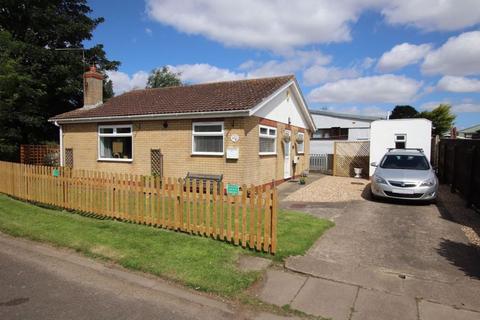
[0,234,269,320]
[263,184,480,320]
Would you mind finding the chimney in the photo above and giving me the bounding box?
[83,65,103,109]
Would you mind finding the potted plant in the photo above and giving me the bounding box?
[299,176,306,185]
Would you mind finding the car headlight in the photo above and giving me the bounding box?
[374,175,387,184]
[420,178,435,187]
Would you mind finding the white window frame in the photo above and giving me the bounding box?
[191,121,224,156]
[297,132,305,154]
[98,124,133,162]
[259,125,277,155]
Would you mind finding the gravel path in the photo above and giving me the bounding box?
[284,175,368,202]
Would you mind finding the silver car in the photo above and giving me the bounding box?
[370,149,438,202]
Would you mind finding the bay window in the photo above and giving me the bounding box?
[259,125,277,155]
[98,125,133,161]
[192,122,224,155]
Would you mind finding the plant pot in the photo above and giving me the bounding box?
[354,167,363,178]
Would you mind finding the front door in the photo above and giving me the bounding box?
[284,130,291,179]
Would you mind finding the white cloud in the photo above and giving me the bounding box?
[376,43,431,72]
[146,0,480,51]
[167,64,246,83]
[422,31,480,76]
[361,57,376,70]
[382,0,480,32]
[453,103,480,113]
[145,28,153,36]
[106,70,149,95]
[437,76,480,93]
[146,0,358,50]
[303,65,359,86]
[244,50,331,78]
[308,75,422,104]
[421,100,480,113]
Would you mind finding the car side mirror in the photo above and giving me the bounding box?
[370,162,377,167]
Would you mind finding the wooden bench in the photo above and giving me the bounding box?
[184,172,223,194]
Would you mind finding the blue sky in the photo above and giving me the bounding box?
[84,0,480,129]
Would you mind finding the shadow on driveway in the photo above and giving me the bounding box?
[437,238,480,280]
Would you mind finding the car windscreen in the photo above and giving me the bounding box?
[380,155,430,170]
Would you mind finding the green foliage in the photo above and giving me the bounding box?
[0,1,120,160]
[103,79,114,101]
[0,194,333,295]
[146,66,182,88]
[417,104,456,136]
[390,105,419,119]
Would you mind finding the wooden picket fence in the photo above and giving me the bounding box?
[0,161,278,254]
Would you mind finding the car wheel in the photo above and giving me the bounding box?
[370,190,378,201]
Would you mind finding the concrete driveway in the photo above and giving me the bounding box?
[259,182,480,320]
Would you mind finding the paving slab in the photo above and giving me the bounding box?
[252,312,301,320]
[258,270,307,307]
[237,255,272,272]
[419,300,480,320]
[290,277,358,320]
[352,289,417,320]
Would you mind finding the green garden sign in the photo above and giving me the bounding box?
[52,168,59,177]
[226,184,240,196]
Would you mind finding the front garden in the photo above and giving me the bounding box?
[0,194,333,297]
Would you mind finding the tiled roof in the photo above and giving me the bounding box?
[51,75,294,121]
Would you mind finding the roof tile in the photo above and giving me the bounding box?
[51,75,294,121]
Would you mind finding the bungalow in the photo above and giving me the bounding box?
[49,67,316,186]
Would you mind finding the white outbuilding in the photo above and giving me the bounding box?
[369,119,432,176]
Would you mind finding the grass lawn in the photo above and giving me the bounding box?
[0,194,333,296]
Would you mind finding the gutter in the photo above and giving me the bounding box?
[48,109,250,124]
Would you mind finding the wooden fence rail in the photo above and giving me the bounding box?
[0,161,278,254]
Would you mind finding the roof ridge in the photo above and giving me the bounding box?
[127,74,294,94]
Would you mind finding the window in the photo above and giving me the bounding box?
[297,132,305,154]
[395,134,406,149]
[312,127,348,140]
[380,155,430,170]
[259,125,277,155]
[192,122,224,155]
[98,125,133,161]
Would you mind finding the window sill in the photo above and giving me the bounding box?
[259,152,277,156]
[191,152,224,156]
[97,158,133,163]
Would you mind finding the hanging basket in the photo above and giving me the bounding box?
[282,132,291,142]
[295,133,304,143]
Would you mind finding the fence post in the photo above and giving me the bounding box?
[467,144,477,208]
[451,143,458,193]
[270,187,277,254]
[333,142,337,176]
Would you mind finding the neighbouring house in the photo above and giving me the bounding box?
[369,119,432,176]
[309,109,383,154]
[49,67,316,186]
[458,124,480,139]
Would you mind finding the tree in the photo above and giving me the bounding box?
[389,105,418,119]
[417,104,456,136]
[0,0,120,161]
[146,66,182,88]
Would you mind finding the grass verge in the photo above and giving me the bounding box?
[0,194,333,296]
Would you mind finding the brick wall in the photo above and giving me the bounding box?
[62,116,310,186]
